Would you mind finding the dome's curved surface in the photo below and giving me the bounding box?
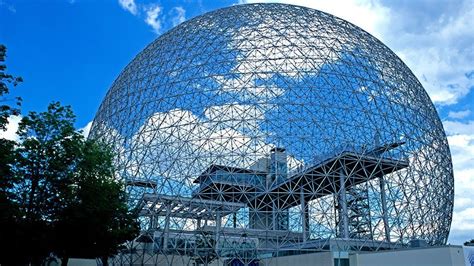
[90,3,453,261]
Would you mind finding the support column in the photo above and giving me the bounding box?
[339,168,349,239]
[272,201,277,230]
[233,212,237,228]
[300,186,308,242]
[163,203,171,251]
[380,177,391,242]
[215,211,221,251]
[197,217,202,229]
[148,214,155,230]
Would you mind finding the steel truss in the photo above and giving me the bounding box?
[90,3,454,265]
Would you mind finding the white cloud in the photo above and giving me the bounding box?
[443,118,474,244]
[387,0,474,105]
[382,1,474,106]
[0,115,21,141]
[448,110,471,120]
[132,108,271,168]
[110,0,474,242]
[144,4,162,33]
[2,118,94,141]
[238,0,390,39]
[116,0,473,105]
[126,105,305,185]
[231,20,348,77]
[239,0,474,105]
[205,103,265,130]
[240,0,474,242]
[445,131,474,244]
[118,0,138,15]
[117,1,186,34]
[443,120,474,135]
[214,13,349,104]
[171,6,186,27]
[79,121,92,138]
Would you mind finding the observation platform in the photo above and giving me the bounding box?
[281,238,403,252]
[249,151,409,210]
[132,142,409,256]
[193,145,409,211]
[137,193,245,219]
[192,165,266,203]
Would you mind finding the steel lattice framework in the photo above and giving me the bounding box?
[90,3,454,265]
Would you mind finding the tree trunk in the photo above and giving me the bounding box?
[61,257,69,266]
[101,256,108,266]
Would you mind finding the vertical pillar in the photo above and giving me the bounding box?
[129,242,133,266]
[380,177,391,242]
[197,217,202,229]
[339,168,349,239]
[151,213,158,230]
[233,212,237,228]
[163,203,171,251]
[300,186,308,242]
[215,211,221,251]
[272,201,277,230]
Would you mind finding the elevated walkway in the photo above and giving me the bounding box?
[131,142,409,258]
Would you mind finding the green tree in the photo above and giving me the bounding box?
[0,44,22,130]
[55,140,139,266]
[0,45,138,265]
[0,136,23,265]
[6,102,138,265]
[0,44,24,265]
[13,102,83,264]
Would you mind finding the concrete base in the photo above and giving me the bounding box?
[261,252,333,265]
[350,245,464,266]
[260,245,464,266]
[110,245,464,266]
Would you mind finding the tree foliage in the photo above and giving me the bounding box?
[55,140,139,265]
[0,44,21,222]
[11,103,85,264]
[16,102,82,223]
[0,45,138,265]
[0,44,25,265]
[9,103,139,265]
[0,44,22,130]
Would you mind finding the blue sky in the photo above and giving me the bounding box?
[0,0,235,127]
[1,0,473,244]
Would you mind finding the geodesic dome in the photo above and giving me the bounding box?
[90,3,453,264]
